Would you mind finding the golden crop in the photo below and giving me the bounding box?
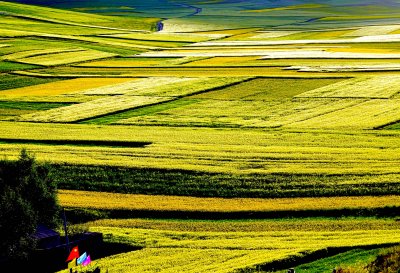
[55,218,400,273]
[0,78,134,97]
[0,122,399,175]
[59,190,400,213]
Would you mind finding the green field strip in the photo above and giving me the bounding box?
[0,16,124,37]
[291,247,383,273]
[0,61,40,72]
[18,96,175,123]
[0,36,141,59]
[16,49,117,66]
[118,98,364,129]
[0,101,71,110]
[29,37,143,56]
[385,123,400,130]
[192,77,344,100]
[1,47,84,61]
[80,99,200,125]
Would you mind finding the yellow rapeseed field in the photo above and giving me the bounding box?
[59,190,400,212]
[55,218,400,273]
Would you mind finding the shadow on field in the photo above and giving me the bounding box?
[65,206,400,223]
[0,239,141,273]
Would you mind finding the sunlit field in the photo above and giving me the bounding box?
[1,0,400,272]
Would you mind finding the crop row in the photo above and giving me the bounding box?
[59,189,400,216]
[15,77,250,122]
[289,99,400,129]
[0,121,399,177]
[17,49,116,66]
[19,96,172,123]
[117,98,363,128]
[81,77,196,96]
[191,78,343,100]
[51,165,400,199]
[295,76,400,99]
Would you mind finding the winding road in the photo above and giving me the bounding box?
[157,0,203,31]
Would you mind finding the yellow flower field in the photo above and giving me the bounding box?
[55,218,400,273]
[58,190,400,213]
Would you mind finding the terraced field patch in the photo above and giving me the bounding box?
[0,78,135,98]
[191,78,344,100]
[0,102,72,121]
[1,48,83,61]
[19,95,172,123]
[295,76,400,98]
[0,0,159,31]
[81,77,193,96]
[288,99,400,129]
[118,98,362,128]
[55,218,400,273]
[17,49,117,66]
[0,61,39,72]
[75,57,181,67]
[0,74,63,91]
[343,25,400,37]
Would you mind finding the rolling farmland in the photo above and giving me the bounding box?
[1,0,400,272]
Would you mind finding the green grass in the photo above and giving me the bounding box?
[0,61,39,72]
[292,248,382,273]
[0,101,71,110]
[0,74,64,91]
[385,122,400,130]
[51,164,400,199]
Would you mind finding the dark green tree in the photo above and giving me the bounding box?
[0,149,60,260]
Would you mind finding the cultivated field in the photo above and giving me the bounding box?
[1,0,400,272]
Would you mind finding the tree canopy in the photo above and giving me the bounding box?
[0,149,60,260]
